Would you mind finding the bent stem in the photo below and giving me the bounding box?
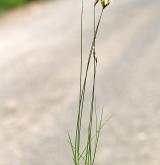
[74,0,84,163]
[68,1,107,165]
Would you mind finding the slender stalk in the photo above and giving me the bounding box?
[68,0,112,164]
[75,6,104,165]
[84,5,97,165]
[78,8,104,134]
[75,0,84,164]
[81,9,104,165]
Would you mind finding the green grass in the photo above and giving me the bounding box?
[0,0,35,12]
[68,1,111,165]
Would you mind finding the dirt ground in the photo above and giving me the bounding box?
[0,0,160,164]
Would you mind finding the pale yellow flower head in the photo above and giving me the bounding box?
[101,0,111,9]
[95,0,111,9]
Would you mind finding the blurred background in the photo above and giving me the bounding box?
[0,0,160,164]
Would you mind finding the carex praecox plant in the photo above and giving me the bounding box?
[68,1,111,165]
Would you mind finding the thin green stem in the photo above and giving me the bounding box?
[75,0,84,164]
[78,8,104,134]
[84,5,98,165]
[73,2,105,164]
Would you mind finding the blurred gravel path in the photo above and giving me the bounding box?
[0,0,160,164]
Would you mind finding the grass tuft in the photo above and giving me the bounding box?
[68,1,111,165]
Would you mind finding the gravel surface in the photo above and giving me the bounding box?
[0,0,160,164]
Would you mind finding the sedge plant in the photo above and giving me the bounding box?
[68,0,111,165]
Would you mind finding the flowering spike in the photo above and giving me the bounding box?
[100,0,111,9]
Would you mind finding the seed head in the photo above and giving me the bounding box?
[100,0,111,9]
